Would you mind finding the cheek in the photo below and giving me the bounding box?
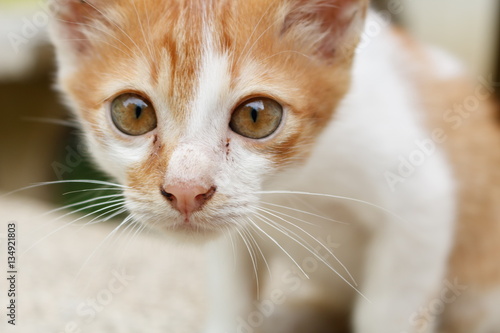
[127,143,168,191]
[222,143,274,189]
[82,110,156,184]
[243,112,316,170]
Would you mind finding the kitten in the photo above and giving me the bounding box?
[49,0,500,332]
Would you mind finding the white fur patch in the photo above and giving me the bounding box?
[425,45,466,80]
[186,26,231,144]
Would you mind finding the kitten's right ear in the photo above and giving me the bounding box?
[49,0,105,66]
[282,0,369,62]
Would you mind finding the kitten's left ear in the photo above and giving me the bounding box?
[282,0,369,61]
[49,0,105,70]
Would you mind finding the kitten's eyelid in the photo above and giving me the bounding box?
[229,94,288,114]
[104,89,153,104]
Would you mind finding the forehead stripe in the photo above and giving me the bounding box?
[186,25,232,142]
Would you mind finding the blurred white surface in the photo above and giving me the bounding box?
[398,0,499,78]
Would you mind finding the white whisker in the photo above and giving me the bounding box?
[253,213,369,302]
[260,201,348,225]
[44,198,125,224]
[29,195,125,235]
[21,117,78,128]
[41,194,124,217]
[257,190,406,224]
[74,214,134,280]
[80,207,127,228]
[222,225,237,270]
[63,187,123,195]
[248,217,309,279]
[235,225,260,299]
[245,222,273,281]
[123,220,148,251]
[112,217,141,247]
[23,199,126,254]
[254,207,356,286]
[2,179,127,198]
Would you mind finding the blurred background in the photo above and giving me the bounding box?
[0,0,499,205]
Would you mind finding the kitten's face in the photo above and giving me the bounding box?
[50,0,367,238]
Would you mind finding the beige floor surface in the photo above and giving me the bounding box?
[0,194,206,333]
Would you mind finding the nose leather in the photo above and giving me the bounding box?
[161,185,216,217]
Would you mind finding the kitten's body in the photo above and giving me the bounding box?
[49,1,500,332]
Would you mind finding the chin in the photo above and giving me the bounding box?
[167,224,224,244]
[142,215,235,245]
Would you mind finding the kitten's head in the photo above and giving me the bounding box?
[50,0,368,239]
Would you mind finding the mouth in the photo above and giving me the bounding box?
[157,223,223,243]
[128,201,250,240]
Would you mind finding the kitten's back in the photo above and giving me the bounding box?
[395,28,500,331]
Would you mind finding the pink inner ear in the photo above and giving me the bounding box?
[282,0,368,59]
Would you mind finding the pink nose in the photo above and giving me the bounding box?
[161,185,216,216]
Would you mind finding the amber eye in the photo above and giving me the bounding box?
[229,98,283,139]
[111,93,157,136]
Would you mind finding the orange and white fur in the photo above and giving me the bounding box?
[49,0,500,332]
